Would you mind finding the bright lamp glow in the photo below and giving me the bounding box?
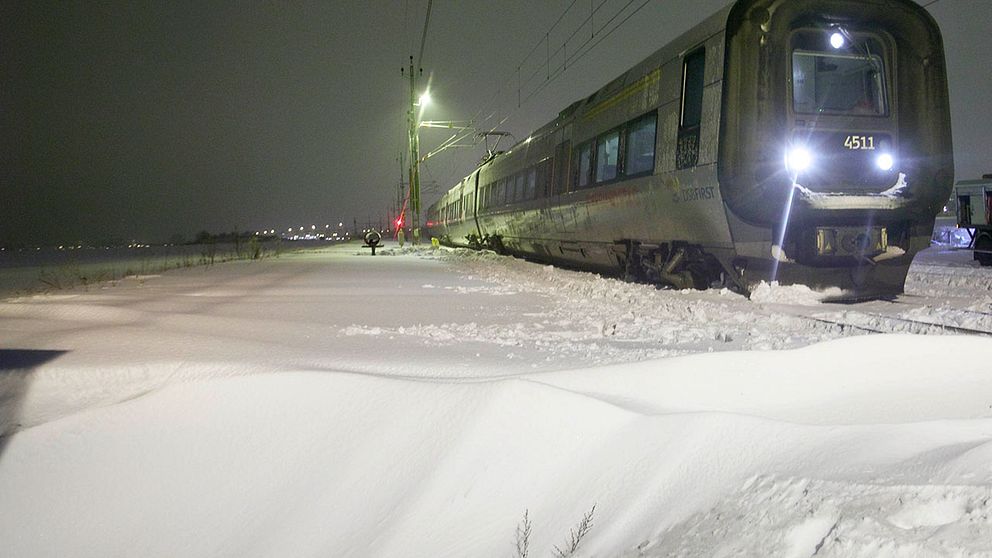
[830,32,845,49]
[786,147,813,173]
[876,153,895,171]
[419,91,431,106]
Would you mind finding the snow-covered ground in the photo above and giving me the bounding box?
[1,242,990,557]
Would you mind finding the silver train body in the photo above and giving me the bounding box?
[426,0,953,297]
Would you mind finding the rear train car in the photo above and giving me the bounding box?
[427,0,953,297]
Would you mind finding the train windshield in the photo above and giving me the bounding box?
[792,34,888,116]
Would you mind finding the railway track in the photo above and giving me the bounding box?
[754,295,992,338]
[802,310,992,338]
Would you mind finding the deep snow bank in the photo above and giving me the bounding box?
[1,335,990,557]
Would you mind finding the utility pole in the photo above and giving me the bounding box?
[406,55,423,245]
[398,152,406,230]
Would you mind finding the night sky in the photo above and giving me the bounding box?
[1,1,988,247]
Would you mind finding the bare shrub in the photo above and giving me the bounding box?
[512,504,596,558]
[553,505,596,558]
[515,509,532,558]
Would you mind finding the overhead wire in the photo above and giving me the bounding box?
[419,0,656,178]
[521,0,652,108]
[460,0,593,139]
[468,0,652,149]
[417,0,434,68]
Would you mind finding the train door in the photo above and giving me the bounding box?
[676,48,705,169]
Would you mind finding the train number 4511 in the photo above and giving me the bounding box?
[844,135,876,150]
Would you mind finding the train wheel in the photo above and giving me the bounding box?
[975,234,992,266]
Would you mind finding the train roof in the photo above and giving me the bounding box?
[957,177,992,186]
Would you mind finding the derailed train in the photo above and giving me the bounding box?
[426,0,953,297]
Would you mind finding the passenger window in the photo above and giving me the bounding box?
[576,143,593,189]
[595,131,620,182]
[625,113,657,176]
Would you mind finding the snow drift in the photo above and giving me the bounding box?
[1,244,991,557]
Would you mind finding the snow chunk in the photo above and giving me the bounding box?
[748,281,844,305]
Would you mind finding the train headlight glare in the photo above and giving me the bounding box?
[876,153,895,171]
[830,32,845,49]
[786,147,813,173]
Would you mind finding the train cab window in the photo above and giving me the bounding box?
[576,142,594,189]
[625,113,657,176]
[595,130,620,183]
[792,33,888,116]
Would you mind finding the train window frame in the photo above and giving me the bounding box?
[624,111,657,178]
[526,167,538,200]
[595,129,621,184]
[789,30,891,118]
[677,47,705,169]
[679,48,706,130]
[553,141,571,195]
[540,157,554,197]
[575,141,594,190]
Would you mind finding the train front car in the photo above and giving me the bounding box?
[719,0,953,296]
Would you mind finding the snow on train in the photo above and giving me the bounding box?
[426,0,953,297]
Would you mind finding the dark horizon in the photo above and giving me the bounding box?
[2,0,988,247]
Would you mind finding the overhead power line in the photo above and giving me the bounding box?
[521,0,652,107]
[417,0,434,69]
[464,0,656,148]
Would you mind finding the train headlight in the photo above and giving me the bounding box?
[786,147,813,173]
[876,153,895,171]
[830,32,845,49]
